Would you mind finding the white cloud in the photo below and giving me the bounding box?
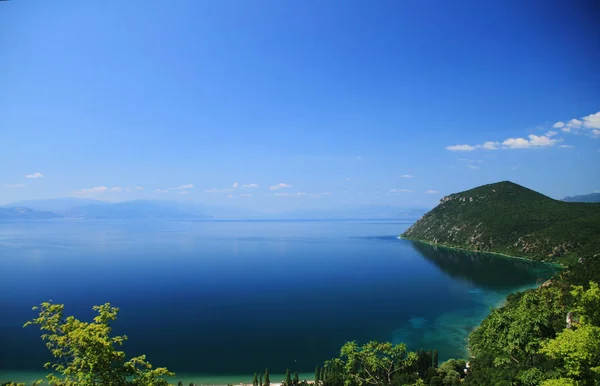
[345,177,352,181]
[555,112,600,136]
[466,164,479,169]
[82,186,108,193]
[545,131,558,137]
[274,191,321,198]
[269,182,292,190]
[425,190,439,194]
[447,144,477,151]
[204,188,232,193]
[400,174,414,178]
[567,118,583,129]
[559,144,575,148]
[232,182,239,188]
[110,187,123,192]
[583,112,600,129]
[317,192,332,196]
[25,172,44,179]
[155,189,168,193]
[5,184,27,188]
[227,194,234,199]
[135,186,144,191]
[172,184,194,190]
[242,183,259,188]
[593,129,600,138]
[482,141,499,150]
[389,189,413,193]
[502,134,559,149]
[240,193,252,197]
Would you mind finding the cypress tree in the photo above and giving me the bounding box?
[285,369,292,386]
[293,372,299,385]
[314,365,320,384]
[433,349,439,368]
[260,373,263,386]
[320,366,325,381]
[253,372,259,386]
[264,368,271,386]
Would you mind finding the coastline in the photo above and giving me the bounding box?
[398,236,565,269]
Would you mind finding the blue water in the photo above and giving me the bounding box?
[0,219,557,382]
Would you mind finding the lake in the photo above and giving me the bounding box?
[0,219,558,384]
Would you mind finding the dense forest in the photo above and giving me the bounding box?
[402,181,600,265]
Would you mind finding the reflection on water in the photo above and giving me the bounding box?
[411,241,560,289]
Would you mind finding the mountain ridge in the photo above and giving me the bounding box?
[401,181,600,264]
[563,192,600,203]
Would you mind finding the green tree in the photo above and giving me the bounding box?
[24,301,173,386]
[293,372,299,385]
[314,365,320,384]
[432,350,439,368]
[540,282,600,386]
[253,372,259,386]
[339,341,418,385]
[259,373,263,386]
[284,369,292,386]
[264,368,270,386]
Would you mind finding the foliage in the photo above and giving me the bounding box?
[337,340,418,385]
[402,181,600,263]
[464,278,600,386]
[24,301,174,386]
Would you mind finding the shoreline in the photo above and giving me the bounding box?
[398,236,565,269]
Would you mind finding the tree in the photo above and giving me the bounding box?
[24,301,174,386]
[285,369,292,386]
[264,368,270,386]
[259,373,263,386]
[314,365,320,384]
[293,372,299,385]
[253,372,259,386]
[432,350,439,368]
[540,282,600,386]
[339,341,418,385]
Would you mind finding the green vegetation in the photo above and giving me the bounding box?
[401,181,600,264]
[20,301,173,386]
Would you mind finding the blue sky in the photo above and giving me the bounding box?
[1,0,599,211]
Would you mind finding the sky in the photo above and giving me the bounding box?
[1,0,599,211]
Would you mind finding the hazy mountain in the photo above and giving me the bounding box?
[63,200,210,219]
[4,198,105,212]
[277,205,430,219]
[0,207,62,220]
[402,181,600,263]
[563,193,600,203]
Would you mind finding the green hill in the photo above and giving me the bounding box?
[401,181,600,264]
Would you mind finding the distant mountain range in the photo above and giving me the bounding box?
[1,198,427,220]
[402,181,600,263]
[563,193,600,203]
[0,207,62,220]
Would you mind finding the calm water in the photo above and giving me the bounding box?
[0,219,558,383]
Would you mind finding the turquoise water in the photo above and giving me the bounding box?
[0,219,558,384]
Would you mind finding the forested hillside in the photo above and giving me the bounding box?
[401,181,600,264]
